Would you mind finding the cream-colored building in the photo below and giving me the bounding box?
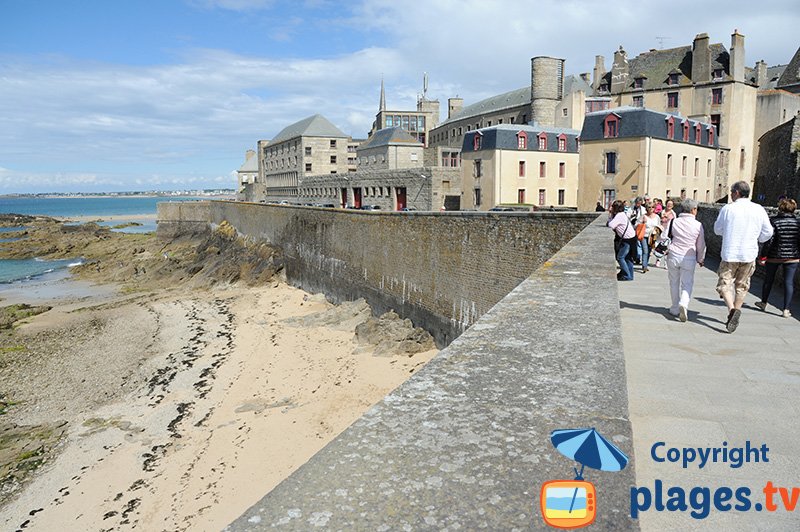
[460,124,581,210]
[578,107,718,211]
[257,114,359,202]
[357,127,424,170]
[236,149,259,202]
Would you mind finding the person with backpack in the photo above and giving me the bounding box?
[666,199,706,322]
[608,200,638,281]
[755,198,800,318]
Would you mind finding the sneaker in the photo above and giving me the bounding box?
[679,305,688,322]
[726,309,741,333]
[783,309,792,318]
[755,301,767,311]
[655,259,661,268]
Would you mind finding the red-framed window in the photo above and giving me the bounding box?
[519,161,526,177]
[559,162,566,178]
[538,132,548,150]
[539,161,546,178]
[517,131,528,149]
[557,134,567,152]
[683,120,690,142]
[604,113,620,138]
[667,92,679,108]
[558,189,565,205]
[473,132,482,151]
[666,116,675,139]
[518,189,526,203]
[708,126,715,146]
[712,88,723,105]
[695,123,702,144]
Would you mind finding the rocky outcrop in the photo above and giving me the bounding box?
[354,310,436,356]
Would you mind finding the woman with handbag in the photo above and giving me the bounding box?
[666,199,706,322]
[638,203,661,273]
[755,198,800,318]
[608,200,637,281]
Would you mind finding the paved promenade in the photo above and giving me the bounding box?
[619,260,800,531]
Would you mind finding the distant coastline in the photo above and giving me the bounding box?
[1,189,234,199]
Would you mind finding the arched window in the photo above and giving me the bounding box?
[473,132,483,151]
[538,132,548,150]
[517,131,528,149]
[708,125,715,146]
[695,123,702,144]
[557,133,567,152]
[604,113,621,138]
[666,116,675,139]
[683,120,690,142]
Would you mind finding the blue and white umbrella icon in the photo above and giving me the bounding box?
[550,428,630,514]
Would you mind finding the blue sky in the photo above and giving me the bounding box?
[1,0,798,193]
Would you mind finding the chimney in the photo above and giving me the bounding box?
[592,55,606,93]
[448,97,463,119]
[610,46,629,93]
[730,29,745,82]
[755,60,768,88]
[691,33,711,82]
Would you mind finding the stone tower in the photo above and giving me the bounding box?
[530,56,565,127]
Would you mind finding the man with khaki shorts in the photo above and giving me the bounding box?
[713,181,773,333]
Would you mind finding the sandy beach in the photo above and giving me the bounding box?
[0,218,437,531]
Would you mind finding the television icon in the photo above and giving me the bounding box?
[540,480,596,529]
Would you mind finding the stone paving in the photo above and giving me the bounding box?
[619,258,800,531]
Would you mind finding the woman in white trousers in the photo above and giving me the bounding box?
[667,199,706,322]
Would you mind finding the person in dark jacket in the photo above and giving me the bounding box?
[755,198,800,318]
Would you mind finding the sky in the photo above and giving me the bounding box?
[1,0,798,193]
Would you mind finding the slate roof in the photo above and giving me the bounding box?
[441,87,530,126]
[270,114,348,144]
[748,64,788,89]
[580,107,718,147]
[357,127,422,149]
[462,123,581,154]
[238,151,258,173]
[601,44,730,91]
[777,47,800,91]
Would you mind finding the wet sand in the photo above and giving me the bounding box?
[0,282,436,531]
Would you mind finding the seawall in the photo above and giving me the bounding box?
[157,201,598,347]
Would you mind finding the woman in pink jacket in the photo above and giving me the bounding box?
[666,198,706,322]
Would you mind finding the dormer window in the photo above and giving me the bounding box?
[712,68,724,80]
[634,76,646,89]
[517,131,528,149]
[599,83,609,93]
[683,120,690,142]
[666,116,675,139]
[669,73,679,85]
[473,132,482,151]
[708,125,715,146]
[695,123,702,144]
[537,132,548,150]
[557,134,567,152]
[604,113,621,138]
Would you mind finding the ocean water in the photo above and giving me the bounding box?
[0,195,206,285]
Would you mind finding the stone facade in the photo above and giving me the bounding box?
[236,149,258,202]
[356,127,424,171]
[753,114,800,205]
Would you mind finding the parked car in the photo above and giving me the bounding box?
[360,205,382,210]
[401,207,417,212]
[489,206,515,212]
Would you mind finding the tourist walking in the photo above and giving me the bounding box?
[608,200,637,281]
[755,198,800,318]
[713,181,774,333]
[656,199,676,267]
[666,199,706,322]
[638,203,660,272]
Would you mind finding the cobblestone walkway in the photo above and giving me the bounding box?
[619,259,800,531]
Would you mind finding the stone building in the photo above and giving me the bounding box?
[356,127,424,170]
[236,149,259,202]
[370,77,440,146]
[577,107,718,211]
[428,56,606,166]
[752,113,800,205]
[775,47,800,94]
[257,114,359,202]
[460,123,581,210]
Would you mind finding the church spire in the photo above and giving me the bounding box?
[379,76,386,111]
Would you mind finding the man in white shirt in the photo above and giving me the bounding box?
[713,181,774,333]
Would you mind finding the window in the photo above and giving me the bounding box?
[693,189,698,200]
[666,154,673,175]
[499,118,503,124]
[683,121,690,142]
[706,190,710,202]
[707,159,712,176]
[604,114,620,138]
[330,155,337,164]
[634,77,645,89]
[558,134,567,152]
[522,114,528,124]
[474,188,482,207]
[711,114,722,136]
[539,161,546,178]
[712,88,723,105]
[559,162,566,178]
[632,95,643,107]
[558,189,565,205]
[330,140,337,148]
[682,156,687,176]
[517,132,528,149]
[474,160,482,178]
[510,116,515,124]
[708,126,715,146]
[517,161,526,177]
[386,116,393,127]
[740,148,746,170]
[410,116,417,131]
[538,132,548,150]
[451,152,459,167]
[666,116,675,139]
[305,147,312,156]
[458,127,462,136]
[586,100,610,113]
[306,163,312,172]
[713,68,724,80]
[562,108,568,117]
[603,189,616,209]
[605,152,617,174]
[473,133,482,151]
[694,157,699,177]
[402,116,409,129]
[486,120,492,127]
[666,189,671,198]
[669,73,679,85]
[518,189,526,203]
[696,123,703,144]
[538,189,546,206]
[576,137,580,152]
[667,92,679,108]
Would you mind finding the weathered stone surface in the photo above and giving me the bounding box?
[354,310,435,356]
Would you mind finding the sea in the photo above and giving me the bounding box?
[0,195,207,288]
